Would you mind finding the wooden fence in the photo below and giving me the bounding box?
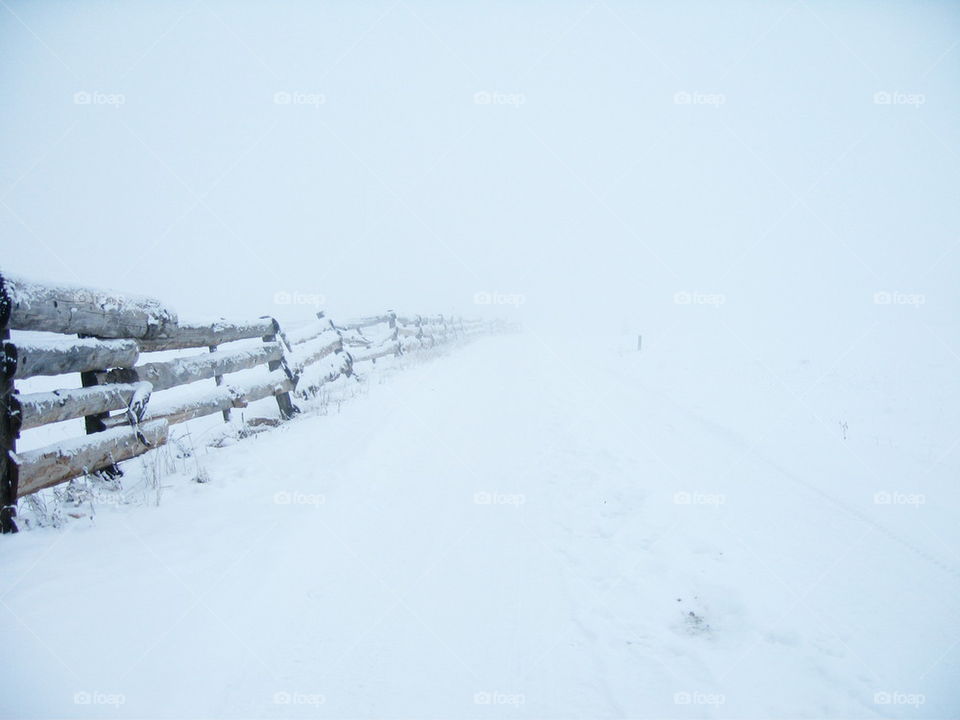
[0,273,502,533]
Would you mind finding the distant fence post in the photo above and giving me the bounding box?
[0,274,20,533]
[388,311,401,356]
[262,319,297,420]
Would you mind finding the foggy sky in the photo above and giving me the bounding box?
[2,0,958,357]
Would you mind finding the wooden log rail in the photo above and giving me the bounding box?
[12,338,139,380]
[14,420,169,497]
[0,273,502,532]
[135,318,277,352]
[285,314,336,346]
[6,275,179,339]
[18,382,151,431]
[290,333,342,372]
[95,344,283,391]
[100,369,295,429]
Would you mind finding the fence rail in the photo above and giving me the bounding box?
[0,272,508,533]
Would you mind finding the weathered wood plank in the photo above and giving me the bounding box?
[12,338,139,379]
[136,317,278,352]
[14,420,168,497]
[6,275,177,339]
[95,344,282,391]
[19,382,150,430]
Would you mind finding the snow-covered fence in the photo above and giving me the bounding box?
[0,273,502,532]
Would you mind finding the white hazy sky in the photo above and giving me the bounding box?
[1,1,958,356]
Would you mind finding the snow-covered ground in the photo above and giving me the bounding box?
[2,329,958,719]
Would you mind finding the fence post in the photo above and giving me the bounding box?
[1,274,21,533]
[209,345,231,422]
[262,319,297,420]
[77,335,125,480]
[79,368,108,434]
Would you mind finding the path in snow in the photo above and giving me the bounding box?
[2,334,957,719]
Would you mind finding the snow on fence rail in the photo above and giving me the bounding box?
[0,273,504,533]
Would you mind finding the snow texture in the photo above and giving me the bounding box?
[2,333,956,719]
